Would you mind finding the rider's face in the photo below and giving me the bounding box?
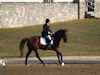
[47,22,50,25]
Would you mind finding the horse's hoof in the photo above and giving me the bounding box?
[61,62,64,66]
[25,63,30,67]
[26,64,30,67]
[43,63,47,66]
[44,64,47,66]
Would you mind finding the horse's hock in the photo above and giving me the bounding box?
[0,0,100,28]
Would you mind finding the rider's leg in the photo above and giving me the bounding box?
[46,35,51,48]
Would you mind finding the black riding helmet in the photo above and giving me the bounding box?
[45,19,50,23]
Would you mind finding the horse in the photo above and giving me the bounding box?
[19,29,69,66]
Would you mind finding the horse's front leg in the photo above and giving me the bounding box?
[59,52,64,66]
[56,51,61,64]
[34,50,45,66]
[54,49,64,65]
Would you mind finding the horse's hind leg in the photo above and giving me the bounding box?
[34,50,45,66]
[25,50,32,66]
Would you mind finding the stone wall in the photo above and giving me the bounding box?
[79,0,86,19]
[0,2,78,28]
[95,0,100,18]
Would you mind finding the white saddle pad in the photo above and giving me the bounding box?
[40,37,53,45]
[40,37,47,45]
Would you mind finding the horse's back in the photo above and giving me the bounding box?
[32,36,40,40]
[31,36,40,44]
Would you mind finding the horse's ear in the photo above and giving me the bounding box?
[65,29,69,32]
[67,29,69,32]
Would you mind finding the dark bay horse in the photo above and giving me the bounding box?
[19,29,69,66]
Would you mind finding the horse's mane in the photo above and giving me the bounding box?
[54,29,65,36]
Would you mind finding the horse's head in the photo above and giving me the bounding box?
[53,29,69,43]
[62,29,69,43]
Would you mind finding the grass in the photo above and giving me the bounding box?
[0,64,100,75]
[0,19,100,58]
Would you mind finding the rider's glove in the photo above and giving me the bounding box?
[48,31,51,34]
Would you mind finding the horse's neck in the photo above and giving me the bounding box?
[53,31,63,46]
[54,35,62,42]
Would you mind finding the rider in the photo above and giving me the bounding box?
[41,18,53,48]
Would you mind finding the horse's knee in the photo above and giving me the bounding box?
[36,54,39,58]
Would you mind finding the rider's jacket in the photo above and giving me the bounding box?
[42,23,53,37]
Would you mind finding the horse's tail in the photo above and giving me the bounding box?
[19,38,29,57]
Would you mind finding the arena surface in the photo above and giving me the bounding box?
[1,56,100,65]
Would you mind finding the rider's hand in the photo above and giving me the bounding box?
[52,32,54,34]
[48,32,51,34]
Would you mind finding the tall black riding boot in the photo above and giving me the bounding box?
[47,40,51,49]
